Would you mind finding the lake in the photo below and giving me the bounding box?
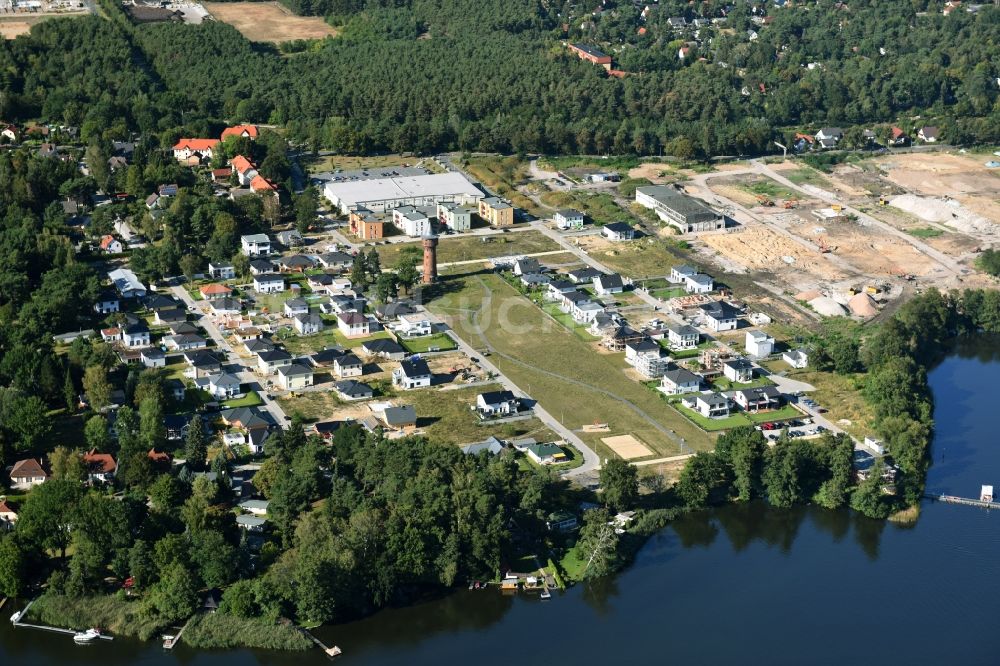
[3,339,999,665]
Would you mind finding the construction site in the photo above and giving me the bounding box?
[680,151,999,321]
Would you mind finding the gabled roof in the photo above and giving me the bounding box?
[250,175,276,192]
[363,338,405,355]
[595,273,624,290]
[336,353,362,367]
[83,449,117,474]
[336,379,373,395]
[479,390,516,405]
[9,458,47,479]
[382,405,417,426]
[200,283,233,296]
[662,366,701,385]
[221,125,259,141]
[278,363,313,378]
[173,138,220,151]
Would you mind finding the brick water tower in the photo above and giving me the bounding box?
[422,234,439,284]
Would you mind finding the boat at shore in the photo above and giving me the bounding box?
[73,629,102,644]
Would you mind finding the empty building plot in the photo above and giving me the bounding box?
[636,185,725,233]
[602,434,654,460]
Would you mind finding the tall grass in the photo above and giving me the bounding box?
[181,613,312,651]
[27,593,167,640]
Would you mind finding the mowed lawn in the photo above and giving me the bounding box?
[375,230,561,267]
[427,273,714,458]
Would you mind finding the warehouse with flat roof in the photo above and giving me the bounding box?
[635,185,725,233]
[323,171,484,214]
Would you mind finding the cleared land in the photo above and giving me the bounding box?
[464,155,542,217]
[375,230,561,266]
[303,153,442,175]
[0,13,77,38]
[601,434,653,460]
[204,2,338,42]
[427,272,714,459]
[572,234,683,279]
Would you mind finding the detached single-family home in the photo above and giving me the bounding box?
[814,127,843,149]
[278,254,314,272]
[163,332,208,351]
[522,441,567,465]
[699,301,742,332]
[0,499,18,530]
[140,348,166,368]
[888,126,909,146]
[917,126,939,143]
[782,349,809,369]
[222,124,259,141]
[121,323,151,349]
[283,298,309,317]
[337,312,372,338]
[231,155,259,185]
[293,313,324,336]
[393,314,432,337]
[185,351,223,379]
[723,358,755,383]
[154,308,186,326]
[249,259,275,275]
[277,364,314,390]
[8,458,48,489]
[660,366,702,395]
[241,234,272,257]
[336,379,374,400]
[199,283,233,300]
[211,298,242,315]
[94,291,120,315]
[602,222,635,241]
[208,263,236,280]
[547,279,577,300]
[165,379,186,402]
[554,209,585,230]
[568,267,603,284]
[172,138,220,162]
[685,273,714,294]
[594,273,624,296]
[236,515,266,532]
[460,436,506,456]
[393,358,432,389]
[317,251,354,271]
[671,265,697,283]
[194,373,244,400]
[253,274,285,294]
[745,330,775,358]
[379,405,418,432]
[512,257,541,276]
[666,322,699,349]
[333,353,363,378]
[82,449,117,484]
[476,390,519,417]
[108,267,147,299]
[732,385,782,411]
[99,235,123,254]
[361,338,406,361]
[625,338,662,365]
[257,348,293,375]
[684,392,731,418]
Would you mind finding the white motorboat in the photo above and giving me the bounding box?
[73,628,101,644]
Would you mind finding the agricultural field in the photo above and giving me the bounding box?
[427,272,714,460]
[203,2,339,42]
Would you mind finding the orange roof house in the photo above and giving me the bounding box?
[250,175,277,193]
[199,283,233,299]
[221,125,259,141]
[230,155,256,175]
[99,235,121,251]
[172,138,221,161]
[82,449,117,481]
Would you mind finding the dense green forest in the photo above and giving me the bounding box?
[1,0,997,156]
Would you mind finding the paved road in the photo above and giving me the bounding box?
[170,285,290,427]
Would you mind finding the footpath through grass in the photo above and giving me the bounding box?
[427,273,713,457]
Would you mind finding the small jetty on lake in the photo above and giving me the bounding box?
[925,485,1000,510]
[10,600,113,644]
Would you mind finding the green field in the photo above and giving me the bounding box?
[276,325,392,354]
[427,273,714,458]
[463,155,542,216]
[400,332,458,353]
[539,190,632,225]
[375,230,561,266]
[908,227,945,238]
[583,239,684,279]
[781,166,832,188]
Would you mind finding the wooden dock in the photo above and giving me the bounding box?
[163,612,199,650]
[925,494,1000,509]
[299,626,342,658]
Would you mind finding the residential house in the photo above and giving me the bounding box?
[393,358,432,389]
[276,230,304,249]
[172,138,220,162]
[660,366,702,394]
[121,323,151,348]
[221,125,259,141]
[567,42,612,68]
[250,175,277,194]
[99,235,123,254]
[572,300,605,323]
[745,330,775,358]
[331,353,362,378]
[0,499,18,531]
[8,458,48,489]
[815,127,843,149]
[154,308,186,326]
[165,379,186,402]
[199,283,233,300]
[685,273,714,294]
[625,338,661,366]
[278,364,314,390]
[164,414,194,442]
[568,267,603,284]
[230,155,259,186]
[732,385,782,411]
[338,312,372,338]
[249,259,275,275]
[310,347,346,368]
[918,126,940,143]
[670,265,698,283]
[602,222,635,241]
[210,167,232,182]
[210,297,242,315]
[82,449,117,484]
[512,257,541,277]
[257,348,293,375]
[194,373,243,400]
[460,436,506,456]
[185,351,223,379]
[476,390,519,417]
[437,202,472,231]
[723,358,755,383]
[546,511,578,532]
[478,197,514,227]
[554,209,584,230]
[560,289,591,313]
[684,392,731,418]
[666,322,700,349]
[100,327,121,343]
[241,234,271,257]
[393,313,432,337]
[236,515,266,532]
[277,254,314,272]
[283,298,309,317]
[245,338,276,356]
[237,499,269,518]
[336,379,374,401]
[94,291,120,314]
[140,348,166,368]
[1,124,19,143]
[782,349,809,369]
[253,274,285,294]
[522,441,567,465]
[361,338,406,361]
[145,294,179,311]
[699,301,742,332]
[603,324,645,351]
[375,301,416,321]
[108,267,147,299]
[293,313,324,336]
[888,126,909,146]
[392,205,435,237]
[594,273,624,296]
[379,405,417,432]
[547,279,577,300]
[316,251,354,271]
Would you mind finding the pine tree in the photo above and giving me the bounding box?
[63,365,77,412]
[185,414,208,470]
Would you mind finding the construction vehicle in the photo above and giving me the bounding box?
[816,237,834,253]
[783,199,798,209]
[755,194,775,206]
[831,204,843,212]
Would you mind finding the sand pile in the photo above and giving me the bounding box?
[808,296,847,317]
[848,293,878,317]
[889,194,995,235]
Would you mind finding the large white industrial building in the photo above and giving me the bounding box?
[323,172,484,215]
